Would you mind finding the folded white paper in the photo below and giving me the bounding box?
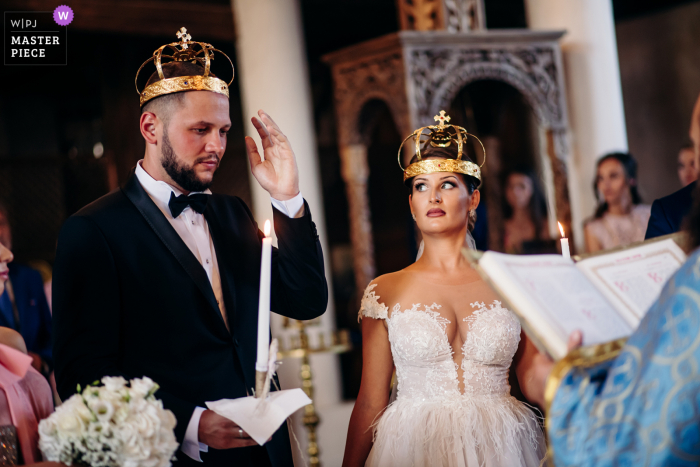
[206,389,311,445]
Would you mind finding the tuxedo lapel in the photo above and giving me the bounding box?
[121,173,223,323]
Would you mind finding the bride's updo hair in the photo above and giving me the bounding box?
[406,138,480,231]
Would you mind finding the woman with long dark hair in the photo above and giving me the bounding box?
[584,152,651,252]
[501,168,549,253]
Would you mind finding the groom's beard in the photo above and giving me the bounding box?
[161,128,219,193]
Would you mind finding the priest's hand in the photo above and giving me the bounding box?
[525,331,583,408]
[246,110,300,201]
[198,410,259,449]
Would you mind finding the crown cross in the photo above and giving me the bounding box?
[434,110,451,127]
[176,27,192,49]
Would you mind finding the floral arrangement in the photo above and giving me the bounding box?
[38,376,179,467]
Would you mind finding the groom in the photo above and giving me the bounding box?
[52,36,328,466]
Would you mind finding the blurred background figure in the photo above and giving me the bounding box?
[0,240,55,466]
[585,152,650,253]
[646,93,700,240]
[501,168,550,253]
[677,143,697,187]
[0,203,53,377]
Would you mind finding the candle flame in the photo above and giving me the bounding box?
[558,222,565,238]
[264,219,271,237]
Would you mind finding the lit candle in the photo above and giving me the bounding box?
[558,222,570,260]
[256,220,272,372]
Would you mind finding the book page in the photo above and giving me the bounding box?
[479,252,633,359]
[576,238,686,328]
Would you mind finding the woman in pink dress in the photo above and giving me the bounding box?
[0,240,57,466]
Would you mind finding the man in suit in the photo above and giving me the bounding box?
[0,203,52,375]
[646,92,700,239]
[52,33,327,466]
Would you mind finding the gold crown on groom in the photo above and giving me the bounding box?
[399,111,485,185]
[135,27,234,107]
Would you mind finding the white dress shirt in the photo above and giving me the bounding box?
[134,161,304,461]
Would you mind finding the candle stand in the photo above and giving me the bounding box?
[277,321,352,467]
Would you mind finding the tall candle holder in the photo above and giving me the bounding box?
[277,322,352,467]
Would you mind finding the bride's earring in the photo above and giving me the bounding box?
[411,213,416,221]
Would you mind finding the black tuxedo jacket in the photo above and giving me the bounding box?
[52,173,328,466]
[645,181,696,239]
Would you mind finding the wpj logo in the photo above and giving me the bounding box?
[55,8,72,25]
[4,6,71,65]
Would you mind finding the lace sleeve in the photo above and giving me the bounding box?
[358,283,389,322]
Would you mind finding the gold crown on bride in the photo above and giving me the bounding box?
[135,27,234,106]
[398,111,485,184]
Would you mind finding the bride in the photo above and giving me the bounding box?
[342,114,549,467]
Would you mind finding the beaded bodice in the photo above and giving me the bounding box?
[359,284,521,399]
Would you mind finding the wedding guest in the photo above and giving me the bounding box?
[501,168,549,253]
[646,94,700,239]
[0,241,54,465]
[584,152,650,252]
[0,203,53,375]
[677,143,697,187]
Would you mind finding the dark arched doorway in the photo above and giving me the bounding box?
[360,99,416,276]
[448,80,552,253]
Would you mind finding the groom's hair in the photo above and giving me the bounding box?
[141,62,218,127]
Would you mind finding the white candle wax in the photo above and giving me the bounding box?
[561,238,570,260]
[256,220,272,372]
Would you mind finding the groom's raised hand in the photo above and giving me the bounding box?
[246,110,300,201]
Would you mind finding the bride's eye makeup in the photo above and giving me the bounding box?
[414,182,428,192]
[441,181,456,189]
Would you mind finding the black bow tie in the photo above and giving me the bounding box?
[168,192,210,218]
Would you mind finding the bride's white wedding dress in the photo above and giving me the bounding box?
[360,284,545,467]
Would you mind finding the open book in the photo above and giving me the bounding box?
[465,235,687,360]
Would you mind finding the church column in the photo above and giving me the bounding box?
[231,0,341,407]
[339,144,375,299]
[525,0,628,250]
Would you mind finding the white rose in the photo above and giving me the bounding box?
[120,421,146,459]
[38,415,59,439]
[55,410,85,437]
[128,397,148,416]
[102,375,127,392]
[97,385,124,405]
[61,394,94,423]
[129,376,156,398]
[158,408,177,431]
[131,405,160,438]
[38,417,62,461]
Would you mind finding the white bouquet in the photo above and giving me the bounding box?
[38,376,179,467]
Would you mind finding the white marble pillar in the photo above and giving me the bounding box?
[231,0,342,429]
[525,0,628,250]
